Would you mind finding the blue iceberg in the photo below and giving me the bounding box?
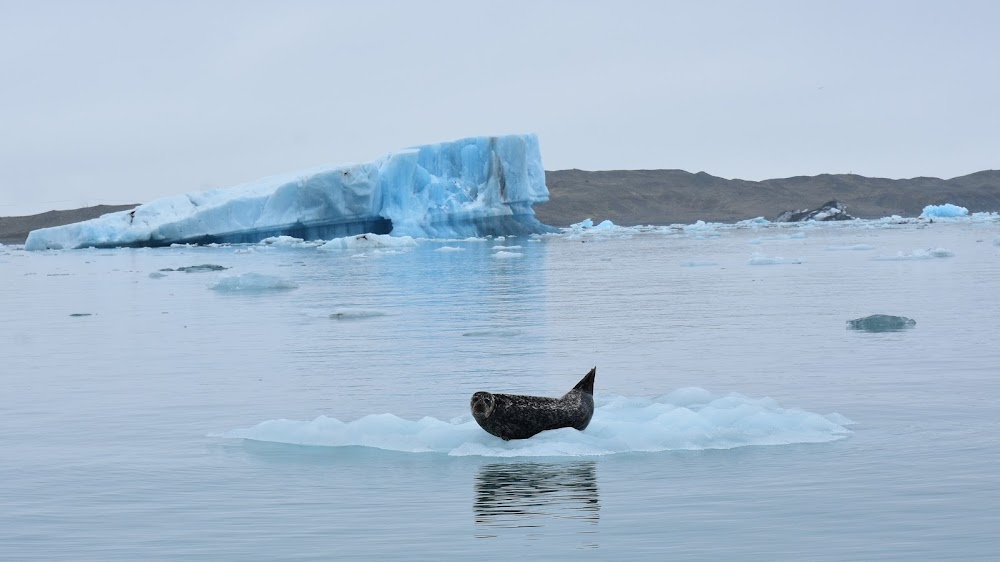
[25,134,554,250]
[920,203,969,218]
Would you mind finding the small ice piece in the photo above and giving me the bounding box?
[748,252,802,265]
[920,203,969,218]
[69,313,93,317]
[435,246,464,252]
[826,244,876,251]
[680,261,719,267]
[209,273,298,292]
[148,271,168,279]
[874,248,954,261]
[748,232,808,245]
[567,218,619,232]
[160,264,228,273]
[461,328,523,337]
[847,314,916,332]
[683,220,722,238]
[318,233,417,250]
[736,217,770,227]
[260,236,306,247]
[492,251,524,259]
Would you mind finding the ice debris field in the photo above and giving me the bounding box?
[223,389,854,457]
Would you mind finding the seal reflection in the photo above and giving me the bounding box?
[474,461,599,536]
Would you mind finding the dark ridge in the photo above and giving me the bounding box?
[535,169,1000,226]
[0,204,138,245]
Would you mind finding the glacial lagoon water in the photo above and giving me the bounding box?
[2,219,999,560]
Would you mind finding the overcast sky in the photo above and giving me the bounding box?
[2,0,997,216]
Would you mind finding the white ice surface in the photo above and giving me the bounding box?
[223,389,854,457]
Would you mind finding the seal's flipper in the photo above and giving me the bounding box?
[570,367,596,395]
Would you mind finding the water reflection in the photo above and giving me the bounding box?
[474,461,599,533]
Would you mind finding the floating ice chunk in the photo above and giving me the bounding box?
[329,308,387,320]
[318,233,417,250]
[566,218,625,234]
[25,134,554,250]
[682,220,723,238]
[921,203,968,218]
[224,388,853,456]
[826,244,876,251]
[160,264,228,273]
[258,236,321,248]
[847,314,915,332]
[748,252,802,265]
[994,237,1000,247]
[970,211,999,222]
[748,232,808,244]
[434,246,464,252]
[492,245,522,250]
[564,218,644,239]
[736,217,771,227]
[492,251,524,259]
[209,273,298,292]
[874,248,954,261]
[461,328,523,337]
[680,260,720,267]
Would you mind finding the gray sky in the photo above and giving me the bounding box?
[2,0,998,216]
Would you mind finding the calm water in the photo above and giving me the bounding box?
[2,219,999,560]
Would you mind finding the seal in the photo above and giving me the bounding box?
[470,367,596,440]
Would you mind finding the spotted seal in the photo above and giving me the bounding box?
[470,367,596,440]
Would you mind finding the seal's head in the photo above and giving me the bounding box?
[470,391,496,422]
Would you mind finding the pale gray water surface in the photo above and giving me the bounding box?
[2,220,999,560]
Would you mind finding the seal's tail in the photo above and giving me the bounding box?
[571,367,596,395]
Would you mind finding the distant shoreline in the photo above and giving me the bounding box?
[3,168,998,245]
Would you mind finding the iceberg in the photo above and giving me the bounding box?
[25,134,554,250]
[920,203,968,218]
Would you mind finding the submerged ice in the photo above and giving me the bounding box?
[224,388,853,457]
[25,134,553,250]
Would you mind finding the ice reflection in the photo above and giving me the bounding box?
[474,461,599,532]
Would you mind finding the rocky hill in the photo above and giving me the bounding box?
[535,169,1000,226]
